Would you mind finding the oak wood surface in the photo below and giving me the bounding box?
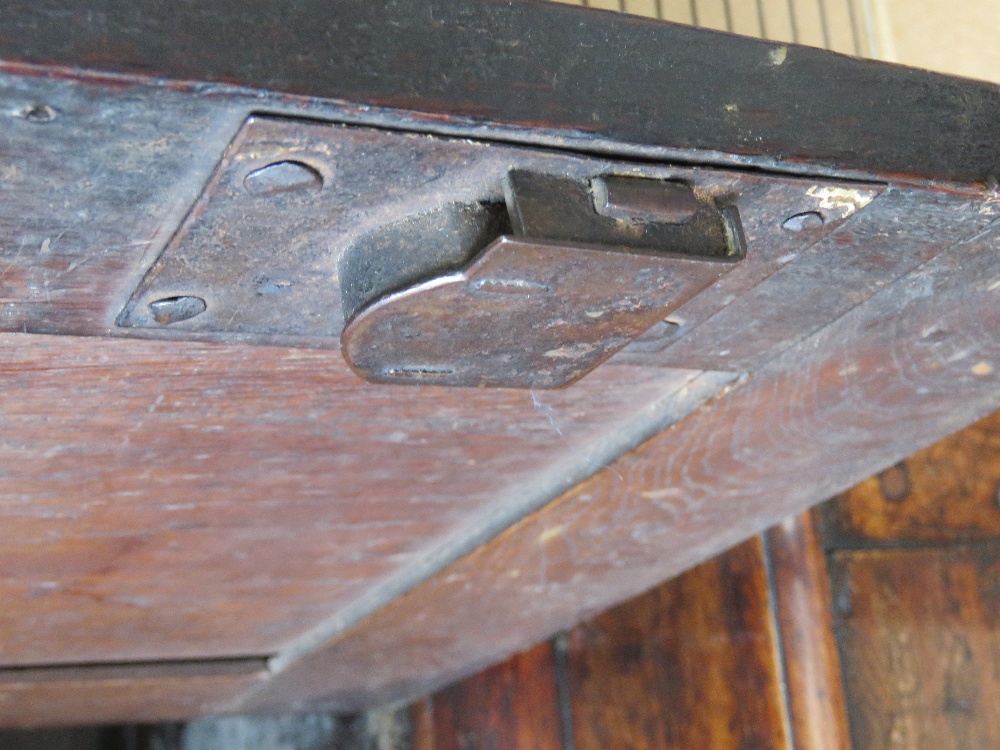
[0,661,267,729]
[565,537,788,750]
[2,0,1000,725]
[5,0,1000,184]
[0,335,702,666]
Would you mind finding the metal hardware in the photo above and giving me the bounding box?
[148,296,207,325]
[341,173,745,388]
[782,211,825,231]
[117,116,880,388]
[592,176,699,224]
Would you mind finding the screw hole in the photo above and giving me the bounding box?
[18,104,57,123]
[782,211,825,232]
[877,462,910,503]
[148,295,207,325]
[244,160,323,196]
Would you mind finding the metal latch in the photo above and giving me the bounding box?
[116,116,877,388]
[341,172,744,388]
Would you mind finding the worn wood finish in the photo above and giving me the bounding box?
[830,548,1000,750]
[565,537,788,750]
[820,410,1000,547]
[413,642,564,750]
[0,661,267,729]
[766,514,852,750]
[0,334,710,667]
[243,201,1000,711]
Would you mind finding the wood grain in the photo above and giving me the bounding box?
[242,190,1000,712]
[831,548,1000,750]
[415,642,564,750]
[0,660,267,728]
[766,514,851,750]
[821,409,1000,547]
[0,333,705,666]
[565,537,788,750]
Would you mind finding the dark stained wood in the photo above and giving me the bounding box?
[409,699,436,750]
[0,660,267,728]
[821,410,1000,547]
[242,203,1000,712]
[565,537,788,750]
[830,548,1000,750]
[6,1,1000,184]
[416,642,564,750]
[766,513,851,750]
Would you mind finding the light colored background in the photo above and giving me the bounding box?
[551,0,1000,84]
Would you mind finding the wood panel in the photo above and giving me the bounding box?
[411,642,564,750]
[242,193,1000,711]
[0,334,708,666]
[565,537,788,750]
[830,548,1000,750]
[767,514,851,750]
[820,410,1000,547]
[0,661,267,729]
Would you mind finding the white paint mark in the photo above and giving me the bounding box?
[538,525,566,544]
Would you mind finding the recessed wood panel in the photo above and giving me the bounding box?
[0,661,267,729]
[831,548,1000,750]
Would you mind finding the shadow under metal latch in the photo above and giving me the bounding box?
[340,171,745,388]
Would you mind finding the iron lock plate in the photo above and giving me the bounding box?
[118,116,880,388]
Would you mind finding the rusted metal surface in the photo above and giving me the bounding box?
[343,170,744,387]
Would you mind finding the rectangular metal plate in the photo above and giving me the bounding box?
[117,116,880,381]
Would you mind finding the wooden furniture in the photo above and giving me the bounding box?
[410,409,1000,750]
[1,0,999,726]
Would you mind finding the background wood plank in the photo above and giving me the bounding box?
[565,537,788,750]
[831,548,1000,750]
[820,411,1000,547]
[418,642,564,750]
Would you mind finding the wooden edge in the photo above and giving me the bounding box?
[766,512,852,750]
[0,659,269,729]
[0,658,268,685]
[3,0,1000,184]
